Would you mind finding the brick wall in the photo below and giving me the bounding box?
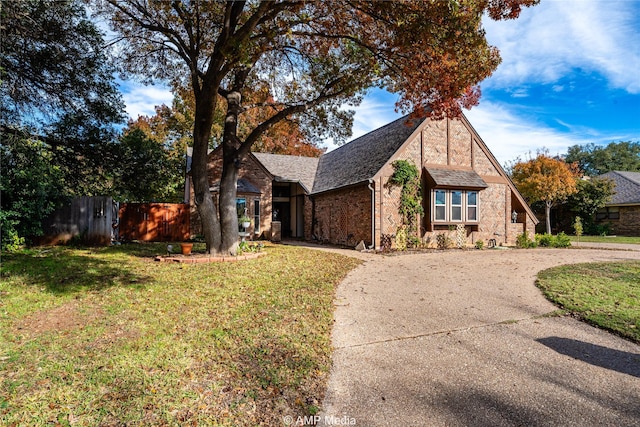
[312,184,372,246]
[372,117,529,248]
[189,151,273,238]
[608,205,640,236]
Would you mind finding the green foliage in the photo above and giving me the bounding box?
[1,0,124,128]
[112,129,184,202]
[475,240,484,250]
[389,160,424,236]
[565,141,640,176]
[516,232,537,248]
[566,177,615,231]
[0,133,69,248]
[535,232,572,248]
[573,217,583,240]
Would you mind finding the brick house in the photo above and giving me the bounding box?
[186,113,538,248]
[596,171,640,236]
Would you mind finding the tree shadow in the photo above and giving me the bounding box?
[1,250,149,294]
[537,336,640,378]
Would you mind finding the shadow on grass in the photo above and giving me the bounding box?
[105,241,208,258]
[0,250,149,294]
[537,337,640,378]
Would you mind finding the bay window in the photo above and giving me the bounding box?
[432,190,479,223]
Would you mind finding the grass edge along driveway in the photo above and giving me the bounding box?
[0,243,361,426]
[537,260,640,344]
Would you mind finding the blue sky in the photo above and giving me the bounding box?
[119,0,640,165]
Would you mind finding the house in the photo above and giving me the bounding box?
[596,171,640,236]
[186,113,538,249]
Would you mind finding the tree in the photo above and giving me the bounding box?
[1,0,124,129]
[95,0,537,255]
[566,177,615,233]
[511,154,580,234]
[0,131,68,249]
[565,141,640,176]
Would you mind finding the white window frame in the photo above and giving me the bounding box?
[432,189,480,223]
[253,198,260,233]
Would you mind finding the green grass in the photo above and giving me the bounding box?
[0,243,360,426]
[537,261,640,343]
[569,235,640,245]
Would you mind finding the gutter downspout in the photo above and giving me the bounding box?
[368,179,375,249]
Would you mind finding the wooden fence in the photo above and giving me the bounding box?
[118,203,190,242]
[41,196,115,245]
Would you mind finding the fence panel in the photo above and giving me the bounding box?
[118,203,190,242]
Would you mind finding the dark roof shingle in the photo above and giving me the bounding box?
[312,114,424,194]
[253,153,320,193]
[426,167,488,189]
[600,171,640,205]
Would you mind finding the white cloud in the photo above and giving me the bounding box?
[483,0,640,93]
[119,81,174,119]
[464,102,593,165]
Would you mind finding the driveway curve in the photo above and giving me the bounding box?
[317,247,640,426]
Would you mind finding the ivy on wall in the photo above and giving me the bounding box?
[389,160,424,240]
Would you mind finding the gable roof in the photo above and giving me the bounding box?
[312,114,425,194]
[599,171,640,205]
[253,152,320,193]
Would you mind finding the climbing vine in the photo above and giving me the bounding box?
[389,160,423,240]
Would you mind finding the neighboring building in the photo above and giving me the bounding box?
[186,113,538,249]
[596,171,640,236]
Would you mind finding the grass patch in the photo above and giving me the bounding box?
[569,235,640,245]
[0,243,360,426]
[537,261,640,343]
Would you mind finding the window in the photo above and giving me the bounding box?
[467,191,478,221]
[253,199,260,232]
[432,189,479,223]
[236,198,246,231]
[435,190,446,221]
[597,207,619,220]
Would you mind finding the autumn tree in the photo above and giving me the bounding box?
[511,154,580,234]
[95,0,537,255]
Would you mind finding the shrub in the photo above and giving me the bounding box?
[516,232,537,248]
[535,232,572,248]
[436,233,453,250]
[475,240,484,250]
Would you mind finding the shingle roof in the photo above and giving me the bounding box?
[210,178,261,194]
[599,171,640,205]
[312,114,424,194]
[253,153,320,193]
[426,167,488,189]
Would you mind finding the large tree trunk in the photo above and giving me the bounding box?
[218,90,243,255]
[192,83,221,254]
[545,201,552,235]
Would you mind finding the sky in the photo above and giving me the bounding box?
[119,0,640,166]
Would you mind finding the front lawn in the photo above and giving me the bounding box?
[537,261,640,343]
[0,243,360,426]
[569,235,640,245]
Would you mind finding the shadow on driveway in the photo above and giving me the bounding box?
[537,336,640,378]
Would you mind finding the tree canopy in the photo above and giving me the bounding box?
[95,0,537,254]
[511,154,580,234]
[565,141,640,176]
[1,0,124,128]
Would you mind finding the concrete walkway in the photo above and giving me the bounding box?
[313,247,640,426]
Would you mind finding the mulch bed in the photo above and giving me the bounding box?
[154,252,266,263]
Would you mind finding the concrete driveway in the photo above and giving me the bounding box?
[319,247,640,426]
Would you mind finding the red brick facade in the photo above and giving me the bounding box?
[189,115,537,248]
